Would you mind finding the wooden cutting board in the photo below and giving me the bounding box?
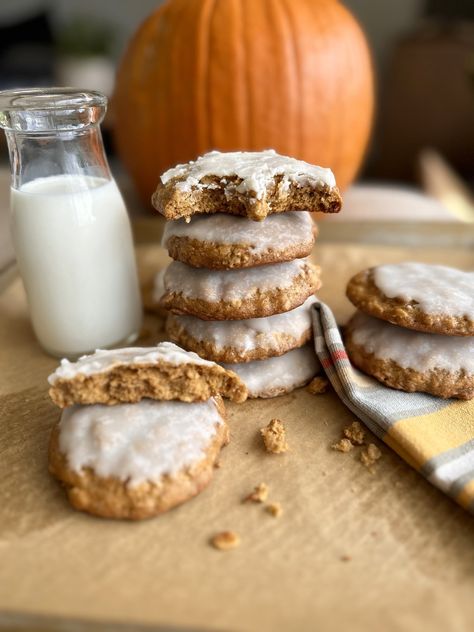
[1,221,474,632]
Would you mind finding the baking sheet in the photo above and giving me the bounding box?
[1,226,474,632]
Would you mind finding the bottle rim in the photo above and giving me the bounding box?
[0,87,108,132]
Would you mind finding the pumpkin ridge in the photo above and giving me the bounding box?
[230,0,246,148]
[268,0,292,155]
[150,7,167,186]
[318,2,339,170]
[196,0,216,152]
[223,0,247,149]
[175,0,203,166]
[242,0,253,147]
[280,0,302,156]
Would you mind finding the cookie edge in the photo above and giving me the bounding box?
[165,312,313,363]
[49,361,248,407]
[347,268,474,336]
[153,178,342,221]
[345,320,474,400]
[160,263,321,321]
[48,396,230,519]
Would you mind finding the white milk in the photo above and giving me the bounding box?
[11,174,142,357]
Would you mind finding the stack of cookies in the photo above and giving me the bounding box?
[48,342,247,519]
[151,150,342,398]
[345,262,474,400]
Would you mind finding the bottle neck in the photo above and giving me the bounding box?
[5,125,112,190]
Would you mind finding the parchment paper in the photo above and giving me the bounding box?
[1,231,474,632]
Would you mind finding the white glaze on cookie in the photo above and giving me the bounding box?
[223,345,320,398]
[171,296,316,353]
[59,399,223,486]
[162,211,314,252]
[160,150,335,200]
[373,263,474,319]
[163,258,312,301]
[48,342,215,383]
[351,312,474,372]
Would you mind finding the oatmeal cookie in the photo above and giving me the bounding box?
[49,397,229,520]
[347,263,474,336]
[345,311,474,400]
[48,342,247,407]
[153,150,341,222]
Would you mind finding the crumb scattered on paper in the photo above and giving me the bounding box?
[260,419,288,454]
[332,438,353,453]
[361,443,382,471]
[244,482,269,503]
[265,502,283,518]
[340,554,352,562]
[214,460,222,469]
[307,376,329,395]
[211,531,240,551]
[343,421,365,445]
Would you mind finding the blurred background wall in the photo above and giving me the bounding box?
[0,0,425,80]
[0,0,425,64]
[0,0,472,189]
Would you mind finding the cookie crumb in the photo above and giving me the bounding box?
[260,419,288,454]
[307,376,329,395]
[343,421,365,445]
[244,482,269,503]
[211,531,240,551]
[332,438,353,453]
[360,443,382,470]
[265,502,283,518]
[340,554,352,562]
[214,460,222,469]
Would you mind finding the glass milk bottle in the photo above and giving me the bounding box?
[0,88,142,358]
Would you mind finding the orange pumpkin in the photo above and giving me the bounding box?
[114,0,374,208]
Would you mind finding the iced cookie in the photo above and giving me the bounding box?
[160,259,320,321]
[153,150,341,222]
[162,211,316,269]
[166,296,316,363]
[222,345,320,399]
[347,263,474,336]
[49,397,229,519]
[345,311,474,400]
[48,342,247,407]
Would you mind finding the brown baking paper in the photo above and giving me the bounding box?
[1,233,474,632]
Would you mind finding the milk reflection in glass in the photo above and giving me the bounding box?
[11,174,142,356]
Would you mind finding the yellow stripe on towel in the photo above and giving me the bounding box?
[385,401,474,469]
[384,433,421,470]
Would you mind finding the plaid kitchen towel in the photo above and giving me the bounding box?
[312,301,474,514]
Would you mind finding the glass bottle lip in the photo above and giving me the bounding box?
[0,87,108,133]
